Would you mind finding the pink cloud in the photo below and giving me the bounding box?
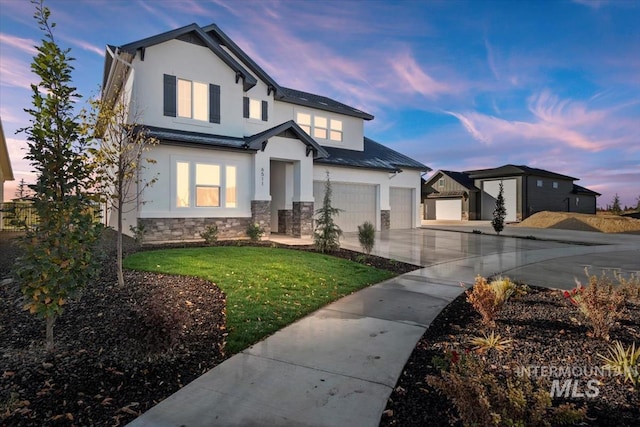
[0,56,36,89]
[60,36,104,57]
[0,33,38,55]
[388,50,450,98]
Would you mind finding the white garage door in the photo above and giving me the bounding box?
[313,181,376,232]
[482,179,517,222]
[436,199,462,220]
[390,188,413,229]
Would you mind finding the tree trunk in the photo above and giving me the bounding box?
[117,202,124,286]
[46,316,55,351]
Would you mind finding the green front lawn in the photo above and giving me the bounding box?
[124,247,395,353]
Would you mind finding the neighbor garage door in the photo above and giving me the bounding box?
[314,181,376,232]
[482,179,517,222]
[390,188,413,229]
[435,199,462,220]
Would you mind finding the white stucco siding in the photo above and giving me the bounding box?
[254,136,314,202]
[313,166,422,229]
[130,39,245,137]
[273,101,365,152]
[139,144,252,219]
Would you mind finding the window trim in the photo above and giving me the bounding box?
[174,159,238,209]
[296,111,343,142]
[164,74,220,124]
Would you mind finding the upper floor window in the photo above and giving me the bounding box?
[243,97,268,121]
[537,179,543,187]
[164,74,220,123]
[552,181,558,189]
[296,112,343,142]
[438,178,445,187]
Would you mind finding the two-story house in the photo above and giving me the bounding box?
[423,165,600,222]
[101,23,430,242]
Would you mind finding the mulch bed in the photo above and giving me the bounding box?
[0,232,417,426]
[380,286,640,426]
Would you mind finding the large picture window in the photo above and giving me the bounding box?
[175,161,237,208]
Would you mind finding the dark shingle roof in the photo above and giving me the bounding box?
[315,137,430,172]
[572,184,601,196]
[115,24,257,92]
[423,170,478,191]
[244,121,328,159]
[427,190,468,199]
[278,87,374,120]
[465,164,578,181]
[144,122,328,159]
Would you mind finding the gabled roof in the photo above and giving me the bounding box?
[202,24,280,96]
[115,23,257,92]
[315,137,430,172]
[572,184,600,196]
[278,87,374,120]
[0,118,14,181]
[142,122,328,159]
[105,23,374,121]
[465,164,578,181]
[244,121,328,159]
[424,170,478,191]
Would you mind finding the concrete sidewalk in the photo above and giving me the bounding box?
[129,228,640,426]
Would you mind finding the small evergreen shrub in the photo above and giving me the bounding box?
[314,172,343,253]
[492,181,506,235]
[200,224,219,245]
[129,224,146,244]
[357,221,375,255]
[246,223,264,242]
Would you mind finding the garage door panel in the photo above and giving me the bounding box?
[436,199,462,220]
[314,181,376,233]
[482,179,517,222]
[390,188,413,229]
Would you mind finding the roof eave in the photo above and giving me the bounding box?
[278,96,374,120]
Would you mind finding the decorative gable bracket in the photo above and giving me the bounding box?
[306,146,314,157]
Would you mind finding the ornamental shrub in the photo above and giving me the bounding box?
[246,223,264,242]
[357,221,375,255]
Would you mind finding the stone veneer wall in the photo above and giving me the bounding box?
[278,209,293,235]
[139,217,251,242]
[380,210,390,230]
[251,200,271,237]
[292,202,314,237]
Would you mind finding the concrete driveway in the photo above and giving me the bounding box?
[129,226,640,427]
[341,225,640,290]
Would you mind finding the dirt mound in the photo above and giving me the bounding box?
[516,211,640,233]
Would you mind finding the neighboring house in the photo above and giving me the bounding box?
[101,23,429,242]
[1,118,15,230]
[423,165,600,221]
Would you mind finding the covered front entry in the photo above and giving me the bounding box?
[390,187,413,229]
[314,181,376,233]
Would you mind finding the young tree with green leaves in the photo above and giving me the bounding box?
[14,0,103,351]
[314,172,343,253]
[86,86,158,286]
[491,181,506,235]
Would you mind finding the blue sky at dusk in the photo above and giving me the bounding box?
[1,0,638,207]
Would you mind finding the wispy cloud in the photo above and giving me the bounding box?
[388,49,451,99]
[572,0,610,9]
[0,56,35,89]
[60,36,104,57]
[0,33,38,55]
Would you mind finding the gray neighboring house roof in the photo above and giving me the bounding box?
[144,121,329,159]
[424,170,478,191]
[465,164,578,181]
[572,184,601,196]
[315,137,430,172]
